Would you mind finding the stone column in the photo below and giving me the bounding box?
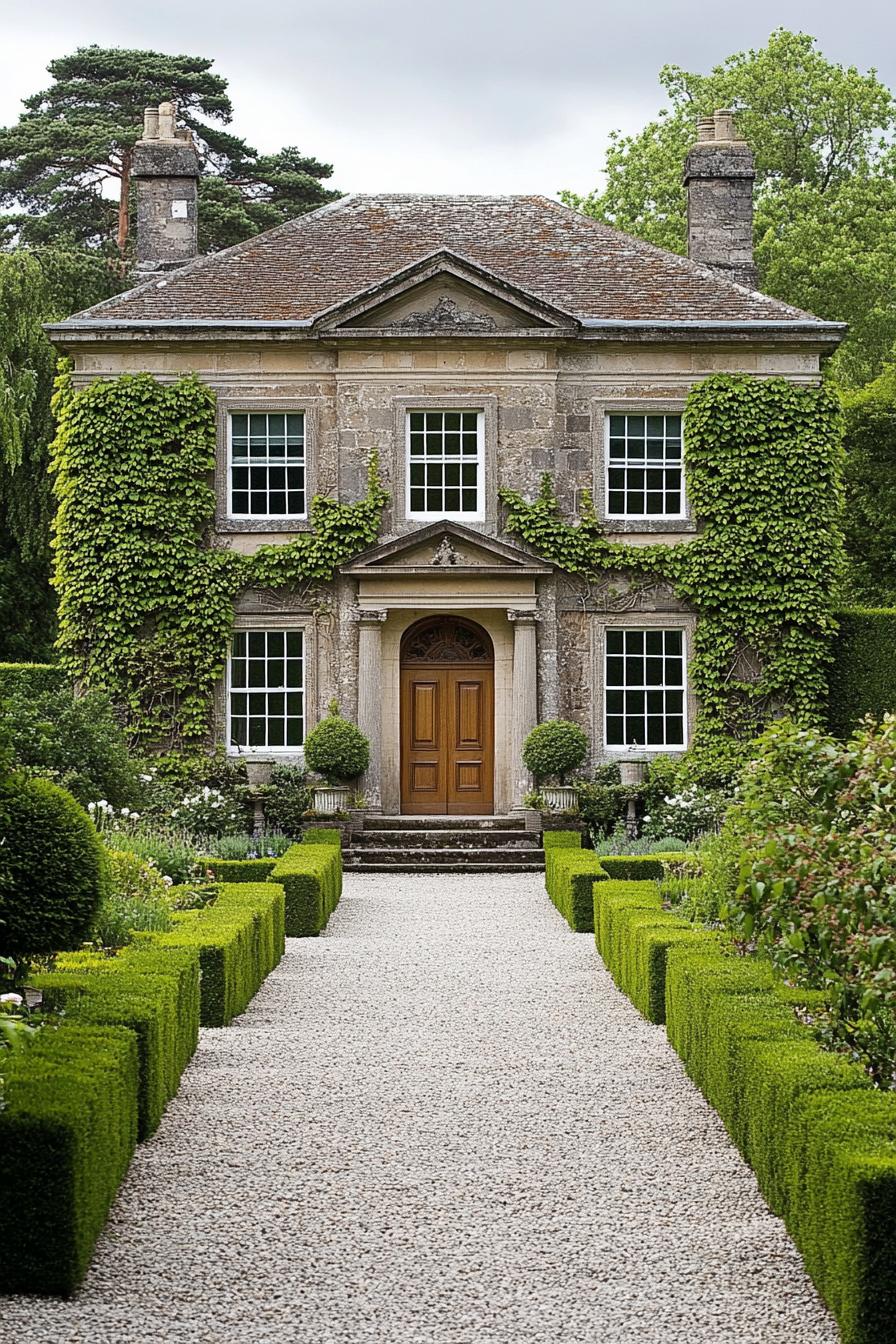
[352,608,388,811]
[507,609,540,812]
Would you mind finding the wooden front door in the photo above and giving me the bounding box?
[400,618,495,815]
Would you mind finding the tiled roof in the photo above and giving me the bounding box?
[70,194,828,326]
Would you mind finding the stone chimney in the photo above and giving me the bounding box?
[683,108,757,290]
[132,101,200,274]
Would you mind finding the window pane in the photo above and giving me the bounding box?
[605,626,686,751]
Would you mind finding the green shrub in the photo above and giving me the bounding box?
[522,719,588,784]
[728,715,896,1084]
[95,820,203,885]
[146,882,285,1026]
[304,710,369,784]
[3,685,141,808]
[544,845,605,932]
[269,842,343,937]
[828,608,896,737]
[91,849,173,948]
[0,774,108,960]
[200,857,278,883]
[264,764,313,835]
[0,662,66,697]
[575,762,628,836]
[0,1023,139,1296]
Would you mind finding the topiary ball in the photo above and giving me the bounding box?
[522,719,589,784]
[0,774,109,958]
[304,714,370,784]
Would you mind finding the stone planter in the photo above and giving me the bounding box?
[541,785,579,813]
[311,784,351,816]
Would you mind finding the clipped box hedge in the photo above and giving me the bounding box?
[150,881,286,1026]
[828,607,896,738]
[594,876,716,1023]
[544,833,607,932]
[598,853,686,881]
[664,938,896,1344]
[35,946,195,1140]
[0,1023,139,1296]
[269,841,342,937]
[200,857,278,883]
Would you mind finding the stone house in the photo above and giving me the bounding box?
[48,104,843,816]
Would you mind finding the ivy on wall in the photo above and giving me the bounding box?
[501,374,844,778]
[51,370,387,748]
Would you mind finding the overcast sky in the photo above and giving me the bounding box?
[2,0,895,199]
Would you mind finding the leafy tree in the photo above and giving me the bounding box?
[0,247,120,657]
[0,46,339,258]
[563,30,896,385]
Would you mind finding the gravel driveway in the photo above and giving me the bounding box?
[3,873,839,1343]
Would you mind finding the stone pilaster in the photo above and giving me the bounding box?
[507,609,540,811]
[352,608,388,811]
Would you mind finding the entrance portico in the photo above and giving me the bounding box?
[341,522,552,815]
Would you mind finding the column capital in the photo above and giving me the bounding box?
[351,607,388,625]
[506,608,541,625]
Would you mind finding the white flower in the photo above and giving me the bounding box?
[0,992,23,1006]
[98,800,109,809]
[163,875,173,886]
[139,773,153,783]
[87,802,96,812]
[131,812,140,821]
[120,808,130,818]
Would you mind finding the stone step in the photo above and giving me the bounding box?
[361,815,526,832]
[344,847,544,869]
[351,828,537,850]
[344,861,546,874]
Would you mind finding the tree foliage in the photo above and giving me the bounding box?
[0,46,339,257]
[0,247,121,658]
[563,30,896,386]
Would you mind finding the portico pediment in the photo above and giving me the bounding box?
[314,250,579,335]
[340,521,554,578]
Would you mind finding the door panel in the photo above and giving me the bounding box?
[401,664,494,814]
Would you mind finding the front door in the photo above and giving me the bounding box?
[400,617,495,815]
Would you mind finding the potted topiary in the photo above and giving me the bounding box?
[303,703,370,815]
[522,719,589,812]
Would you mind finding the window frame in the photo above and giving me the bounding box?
[590,397,694,535]
[603,624,688,752]
[227,410,308,522]
[603,411,686,523]
[225,625,307,756]
[404,407,486,523]
[591,612,696,759]
[215,397,318,534]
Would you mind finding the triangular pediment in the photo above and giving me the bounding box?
[314,249,579,334]
[340,521,554,576]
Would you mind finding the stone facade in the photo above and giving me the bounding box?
[49,139,844,814]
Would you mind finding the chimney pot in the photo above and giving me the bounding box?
[683,111,757,289]
[713,108,738,142]
[157,100,177,140]
[143,106,159,139]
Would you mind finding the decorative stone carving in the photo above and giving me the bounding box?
[558,572,682,614]
[401,616,493,664]
[233,585,316,614]
[430,536,460,567]
[384,296,497,332]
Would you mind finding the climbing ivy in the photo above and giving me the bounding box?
[51,370,387,748]
[501,375,843,778]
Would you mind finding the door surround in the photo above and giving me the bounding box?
[400,616,495,815]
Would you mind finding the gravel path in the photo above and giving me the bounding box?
[3,873,838,1343]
